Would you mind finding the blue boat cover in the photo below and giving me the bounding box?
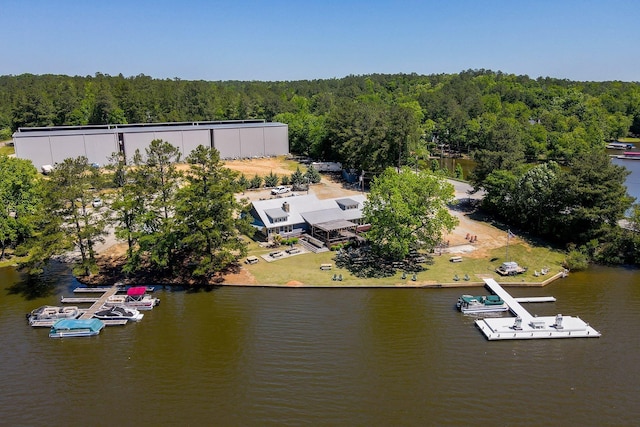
[51,318,105,332]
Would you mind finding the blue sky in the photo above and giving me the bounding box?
[1,0,638,82]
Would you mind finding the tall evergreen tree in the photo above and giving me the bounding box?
[175,146,253,277]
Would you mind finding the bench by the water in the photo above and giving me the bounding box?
[320,264,332,270]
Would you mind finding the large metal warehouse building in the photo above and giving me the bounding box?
[12,120,289,169]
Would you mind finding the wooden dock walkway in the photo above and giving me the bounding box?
[78,287,119,319]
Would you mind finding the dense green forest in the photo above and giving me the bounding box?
[2,71,640,163]
[2,70,640,269]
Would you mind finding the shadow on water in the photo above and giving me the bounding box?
[6,261,71,300]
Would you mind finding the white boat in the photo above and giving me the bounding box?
[104,287,159,311]
[457,294,509,313]
[27,305,81,326]
[49,318,105,338]
[93,305,144,322]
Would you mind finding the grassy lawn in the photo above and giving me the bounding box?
[0,145,15,156]
[617,137,640,143]
[243,241,566,287]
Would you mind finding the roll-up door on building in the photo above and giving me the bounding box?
[50,135,85,164]
[181,129,210,157]
[15,136,53,168]
[123,132,156,163]
[213,128,241,159]
[239,127,265,158]
[84,133,119,166]
[264,125,289,156]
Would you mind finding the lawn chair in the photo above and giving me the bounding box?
[332,274,337,281]
[411,273,417,281]
[338,274,343,281]
[453,274,460,281]
[464,274,470,281]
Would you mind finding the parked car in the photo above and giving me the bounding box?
[271,186,290,195]
[92,198,103,208]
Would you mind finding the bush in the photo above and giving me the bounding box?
[250,174,263,189]
[237,174,249,190]
[305,165,322,184]
[564,249,589,271]
[281,237,299,245]
[0,127,12,141]
[264,171,279,187]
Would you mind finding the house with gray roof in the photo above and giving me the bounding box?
[249,194,369,247]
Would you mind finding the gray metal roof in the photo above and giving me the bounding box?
[335,198,360,209]
[313,219,357,232]
[264,207,289,221]
[301,208,347,225]
[251,194,367,229]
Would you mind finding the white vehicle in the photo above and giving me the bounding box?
[271,186,290,195]
[92,198,103,208]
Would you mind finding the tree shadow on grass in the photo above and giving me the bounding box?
[334,246,430,278]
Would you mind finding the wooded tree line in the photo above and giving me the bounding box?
[2,71,640,167]
[2,70,640,265]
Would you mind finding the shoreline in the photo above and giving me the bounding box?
[200,270,567,288]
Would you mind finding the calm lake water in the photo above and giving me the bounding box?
[1,263,639,426]
[613,156,640,205]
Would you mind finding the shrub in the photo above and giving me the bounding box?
[564,248,589,271]
[237,174,249,190]
[250,174,263,189]
[264,171,279,187]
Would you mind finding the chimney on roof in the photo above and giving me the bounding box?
[282,201,290,212]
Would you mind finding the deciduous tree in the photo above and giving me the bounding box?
[363,167,458,261]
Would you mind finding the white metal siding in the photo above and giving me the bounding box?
[122,132,156,162]
[14,136,53,168]
[239,127,265,158]
[213,128,241,159]
[50,135,86,164]
[264,125,289,156]
[84,133,119,165]
[181,129,210,157]
[14,122,288,168]
[153,131,184,160]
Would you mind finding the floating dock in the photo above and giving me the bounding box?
[474,279,600,340]
[513,296,556,303]
[30,318,128,327]
[61,296,100,303]
[72,285,155,293]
